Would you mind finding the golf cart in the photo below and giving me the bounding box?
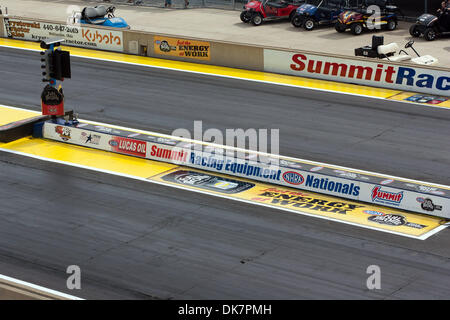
[291,0,357,30]
[335,0,400,35]
[73,5,130,28]
[409,2,450,41]
[240,0,305,26]
[355,36,439,65]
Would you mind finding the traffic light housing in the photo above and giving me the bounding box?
[40,48,71,82]
[40,50,51,82]
[51,50,71,81]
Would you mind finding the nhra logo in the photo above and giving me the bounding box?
[363,210,385,216]
[371,186,403,205]
[282,171,304,185]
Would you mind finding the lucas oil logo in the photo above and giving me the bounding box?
[282,171,304,185]
[371,186,403,206]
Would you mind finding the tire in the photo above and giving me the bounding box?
[303,18,315,31]
[289,11,296,22]
[409,24,421,37]
[350,23,363,35]
[251,13,263,26]
[424,28,436,41]
[386,19,397,31]
[240,11,251,23]
[291,15,303,28]
[335,22,346,33]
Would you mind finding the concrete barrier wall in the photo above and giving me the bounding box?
[38,120,450,218]
[123,29,264,71]
[1,15,449,95]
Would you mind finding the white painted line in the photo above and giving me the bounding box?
[2,103,450,191]
[0,274,84,300]
[0,146,443,240]
[0,43,448,110]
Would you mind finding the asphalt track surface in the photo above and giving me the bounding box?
[1,46,450,299]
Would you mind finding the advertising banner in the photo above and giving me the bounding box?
[152,168,447,239]
[5,18,123,52]
[264,49,450,97]
[154,36,210,61]
[41,122,450,218]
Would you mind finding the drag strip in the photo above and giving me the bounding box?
[2,150,450,299]
[1,46,450,186]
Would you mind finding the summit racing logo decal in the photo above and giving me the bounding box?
[264,50,450,96]
[282,171,304,185]
[257,189,364,215]
[289,54,449,93]
[371,186,403,206]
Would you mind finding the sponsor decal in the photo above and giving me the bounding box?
[189,152,282,182]
[5,19,123,51]
[371,186,403,206]
[257,189,364,214]
[264,50,450,96]
[55,125,71,141]
[282,171,304,185]
[80,132,100,145]
[405,183,446,196]
[110,137,146,157]
[150,145,188,162]
[109,140,118,147]
[161,170,254,194]
[280,159,302,169]
[404,94,447,105]
[416,197,442,212]
[368,214,427,229]
[154,36,210,60]
[364,210,385,216]
[289,54,449,93]
[368,214,406,226]
[94,126,122,135]
[304,175,360,196]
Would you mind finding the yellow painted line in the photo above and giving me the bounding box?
[0,38,400,99]
[1,137,177,178]
[0,106,39,126]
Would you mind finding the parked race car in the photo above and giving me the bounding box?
[75,5,130,28]
[409,2,450,41]
[335,0,400,35]
[240,0,305,26]
[291,0,356,31]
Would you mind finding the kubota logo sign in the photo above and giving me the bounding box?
[4,18,123,52]
[264,50,450,97]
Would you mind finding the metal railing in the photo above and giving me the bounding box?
[79,0,247,10]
